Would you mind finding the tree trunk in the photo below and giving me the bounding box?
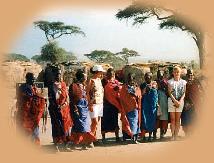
[198,34,204,69]
[193,32,204,69]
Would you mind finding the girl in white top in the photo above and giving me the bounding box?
[168,66,187,140]
[87,65,105,138]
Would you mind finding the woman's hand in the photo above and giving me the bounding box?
[89,104,93,112]
[74,110,80,118]
[141,88,146,95]
[168,85,173,93]
[174,100,180,108]
[58,102,68,110]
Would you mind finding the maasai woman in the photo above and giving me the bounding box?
[69,69,96,149]
[168,66,187,140]
[48,68,72,151]
[141,72,158,141]
[120,73,141,144]
[16,72,45,145]
[156,70,169,139]
[101,68,122,143]
[87,65,105,143]
[181,69,202,136]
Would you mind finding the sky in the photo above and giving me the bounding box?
[10,6,199,63]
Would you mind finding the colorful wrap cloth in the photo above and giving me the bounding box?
[119,84,141,137]
[16,84,45,145]
[141,82,158,133]
[48,81,72,144]
[69,83,96,144]
[101,78,121,133]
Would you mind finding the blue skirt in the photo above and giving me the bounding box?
[122,109,140,139]
[127,109,140,135]
[72,98,90,133]
[158,90,168,120]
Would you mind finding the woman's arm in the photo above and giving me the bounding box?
[119,86,127,113]
[68,84,80,117]
[179,84,186,103]
[140,83,147,96]
[58,83,69,110]
[168,83,179,107]
[68,84,76,109]
[86,79,94,112]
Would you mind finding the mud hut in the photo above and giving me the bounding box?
[37,61,111,87]
[1,61,42,88]
[122,63,151,85]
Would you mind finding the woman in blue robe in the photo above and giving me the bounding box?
[141,72,158,141]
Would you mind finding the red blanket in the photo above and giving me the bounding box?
[104,79,122,112]
[17,86,45,135]
[119,84,142,137]
[56,82,73,133]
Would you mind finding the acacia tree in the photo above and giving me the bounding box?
[84,50,125,69]
[116,48,140,64]
[84,50,114,63]
[34,20,83,63]
[34,21,85,42]
[116,1,204,68]
[31,55,42,63]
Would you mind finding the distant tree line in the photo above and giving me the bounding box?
[7,42,77,63]
[84,48,140,69]
[7,16,201,71]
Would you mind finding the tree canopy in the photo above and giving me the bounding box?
[34,20,85,42]
[84,48,140,69]
[116,48,139,64]
[116,1,204,68]
[84,50,115,63]
[35,41,77,63]
[31,55,43,63]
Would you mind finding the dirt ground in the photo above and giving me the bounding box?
[39,117,185,155]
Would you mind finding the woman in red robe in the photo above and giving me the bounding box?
[101,68,122,143]
[69,69,96,149]
[16,72,45,145]
[120,73,141,144]
[48,68,73,151]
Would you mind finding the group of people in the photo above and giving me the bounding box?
[16,64,202,151]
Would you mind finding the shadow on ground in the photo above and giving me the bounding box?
[41,144,57,154]
[41,135,185,153]
[98,136,185,147]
